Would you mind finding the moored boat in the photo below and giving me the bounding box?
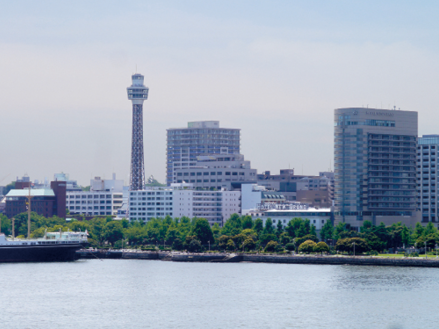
[0,231,88,262]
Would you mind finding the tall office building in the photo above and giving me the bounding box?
[334,107,419,229]
[417,135,439,224]
[127,73,149,190]
[166,121,240,185]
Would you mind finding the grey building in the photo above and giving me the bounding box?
[334,107,419,229]
[166,121,240,185]
[417,135,439,224]
[173,154,257,190]
[257,169,334,207]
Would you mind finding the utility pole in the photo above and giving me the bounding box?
[26,186,33,239]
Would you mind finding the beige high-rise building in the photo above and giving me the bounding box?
[334,107,420,229]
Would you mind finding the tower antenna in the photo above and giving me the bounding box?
[127,72,149,191]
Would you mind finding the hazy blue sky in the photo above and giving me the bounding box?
[2,1,439,186]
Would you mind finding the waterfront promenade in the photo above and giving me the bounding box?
[77,249,439,267]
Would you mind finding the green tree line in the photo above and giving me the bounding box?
[0,212,436,254]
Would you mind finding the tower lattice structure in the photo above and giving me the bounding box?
[127,73,149,190]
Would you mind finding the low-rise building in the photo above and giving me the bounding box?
[5,181,67,219]
[173,154,257,190]
[128,183,241,226]
[66,175,124,217]
[248,204,332,231]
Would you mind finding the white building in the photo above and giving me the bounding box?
[248,206,332,231]
[66,174,124,217]
[128,183,241,226]
[173,154,257,190]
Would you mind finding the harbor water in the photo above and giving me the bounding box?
[1,259,438,328]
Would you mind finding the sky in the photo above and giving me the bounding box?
[2,0,439,186]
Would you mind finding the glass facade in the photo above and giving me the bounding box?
[334,108,418,229]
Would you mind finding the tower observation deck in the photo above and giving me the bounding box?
[127,73,149,190]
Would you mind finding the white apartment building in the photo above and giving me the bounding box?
[173,154,257,190]
[66,175,124,217]
[128,183,241,226]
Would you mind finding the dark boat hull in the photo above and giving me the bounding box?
[0,244,84,262]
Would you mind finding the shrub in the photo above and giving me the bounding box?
[314,241,329,253]
[264,241,279,252]
[285,243,296,251]
[298,240,317,253]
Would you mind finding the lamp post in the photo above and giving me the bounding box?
[425,241,427,259]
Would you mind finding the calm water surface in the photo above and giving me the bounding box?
[1,259,438,328]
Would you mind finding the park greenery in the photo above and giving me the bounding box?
[0,211,438,255]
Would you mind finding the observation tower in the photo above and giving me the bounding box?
[127,73,149,190]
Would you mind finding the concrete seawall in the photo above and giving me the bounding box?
[77,250,439,267]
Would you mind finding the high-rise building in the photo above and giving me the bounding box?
[334,107,419,229]
[166,121,240,185]
[417,135,439,224]
[127,73,149,191]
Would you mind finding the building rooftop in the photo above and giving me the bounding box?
[6,189,55,197]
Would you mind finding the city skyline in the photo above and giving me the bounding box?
[3,1,439,186]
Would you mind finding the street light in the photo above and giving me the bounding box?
[425,241,427,259]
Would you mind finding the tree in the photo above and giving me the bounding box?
[333,222,348,241]
[226,239,236,251]
[102,221,124,246]
[276,220,284,236]
[401,225,411,246]
[298,240,317,253]
[264,218,274,235]
[314,241,329,254]
[336,237,369,254]
[285,218,303,239]
[285,243,295,251]
[221,214,242,236]
[187,239,202,252]
[320,221,333,242]
[294,234,318,247]
[243,238,256,251]
[211,223,221,238]
[264,241,278,252]
[172,238,184,250]
[254,219,263,235]
[192,218,214,245]
[279,232,290,245]
[259,233,278,247]
[242,216,253,230]
[309,224,316,237]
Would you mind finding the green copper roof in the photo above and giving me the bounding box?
[6,189,55,197]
